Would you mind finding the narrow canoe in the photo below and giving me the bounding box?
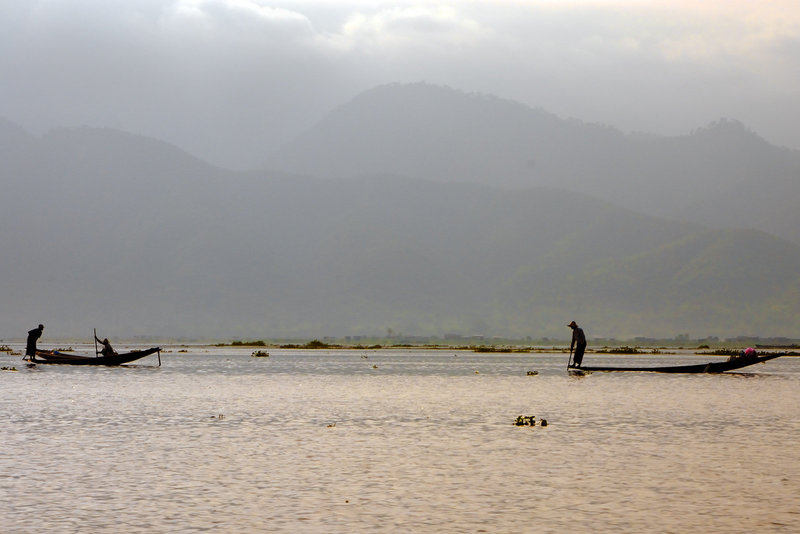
[32,347,161,366]
[573,353,785,373]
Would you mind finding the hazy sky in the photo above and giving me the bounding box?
[2,0,798,168]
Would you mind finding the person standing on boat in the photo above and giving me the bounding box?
[26,324,44,360]
[568,320,586,368]
[94,333,117,357]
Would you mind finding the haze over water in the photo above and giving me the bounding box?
[1,346,798,533]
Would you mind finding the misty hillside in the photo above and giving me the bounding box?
[3,122,800,340]
[266,83,800,245]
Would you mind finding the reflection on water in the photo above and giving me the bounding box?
[1,347,798,533]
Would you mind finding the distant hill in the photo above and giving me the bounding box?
[3,121,800,340]
[265,83,800,245]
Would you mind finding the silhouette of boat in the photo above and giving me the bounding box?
[572,353,784,373]
[32,347,161,366]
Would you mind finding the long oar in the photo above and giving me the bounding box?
[94,328,99,357]
[567,347,573,370]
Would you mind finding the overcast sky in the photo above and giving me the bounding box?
[1,0,798,168]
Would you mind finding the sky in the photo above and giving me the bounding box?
[1,0,799,168]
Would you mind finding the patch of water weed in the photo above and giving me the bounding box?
[595,346,643,354]
[514,415,547,427]
[473,346,532,353]
[697,348,740,356]
[280,339,341,349]
[231,340,266,347]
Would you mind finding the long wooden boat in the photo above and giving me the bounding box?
[573,352,784,373]
[32,347,161,366]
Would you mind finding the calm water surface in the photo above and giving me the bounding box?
[1,346,798,533]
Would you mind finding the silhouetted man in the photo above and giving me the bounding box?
[26,324,44,360]
[94,333,117,357]
[568,320,586,368]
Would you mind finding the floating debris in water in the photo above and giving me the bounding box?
[515,415,535,426]
[327,423,336,428]
[251,350,270,357]
[514,415,548,427]
[1,366,18,372]
[526,370,539,376]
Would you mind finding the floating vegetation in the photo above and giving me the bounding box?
[231,340,266,347]
[595,346,642,354]
[1,366,18,372]
[279,339,341,349]
[0,345,12,352]
[251,350,270,358]
[698,349,739,356]
[526,370,539,376]
[473,346,532,353]
[514,415,547,427]
[474,346,512,353]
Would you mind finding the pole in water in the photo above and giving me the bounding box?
[567,349,573,369]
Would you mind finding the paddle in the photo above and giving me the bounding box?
[94,328,99,357]
[567,347,573,370]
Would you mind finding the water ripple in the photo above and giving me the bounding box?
[1,349,798,533]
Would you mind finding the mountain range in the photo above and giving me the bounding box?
[267,83,800,246]
[2,83,800,341]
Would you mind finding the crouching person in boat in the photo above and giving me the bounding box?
[95,333,118,357]
[728,347,757,362]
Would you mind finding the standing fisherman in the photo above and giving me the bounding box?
[26,324,44,360]
[568,320,586,368]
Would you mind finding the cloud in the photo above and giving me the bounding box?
[341,6,490,52]
[160,0,317,45]
[1,0,799,168]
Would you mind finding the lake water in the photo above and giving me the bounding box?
[1,346,798,533]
